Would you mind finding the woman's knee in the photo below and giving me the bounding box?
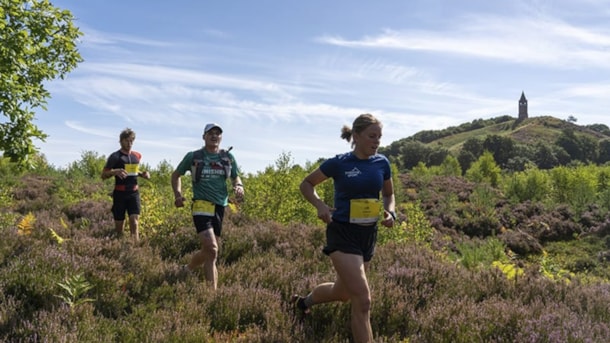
[333,281,366,303]
[351,291,371,311]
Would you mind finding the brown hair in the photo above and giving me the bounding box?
[120,128,136,141]
[340,113,381,146]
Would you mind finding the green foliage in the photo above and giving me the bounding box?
[427,146,450,166]
[0,156,23,183]
[451,237,507,270]
[240,152,326,226]
[399,140,433,170]
[483,135,515,167]
[504,167,551,203]
[534,141,560,169]
[461,137,484,159]
[437,154,462,176]
[549,165,598,215]
[410,161,432,182]
[67,151,107,179]
[0,0,83,167]
[556,128,599,163]
[0,177,13,208]
[139,181,184,237]
[465,151,501,186]
[505,164,610,216]
[152,159,174,186]
[538,251,575,282]
[408,156,463,179]
[457,149,476,173]
[542,237,610,280]
[389,162,406,203]
[597,139,610,164]
[378,201,434,246]
[55,273,95,311]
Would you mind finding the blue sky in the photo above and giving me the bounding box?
[36,0,610,174]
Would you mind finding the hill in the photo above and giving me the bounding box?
[380,115,610,171]
[433,116,607,151]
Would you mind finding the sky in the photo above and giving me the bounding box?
[33,0,610,174]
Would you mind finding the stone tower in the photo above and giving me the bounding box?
[518,91,528,120]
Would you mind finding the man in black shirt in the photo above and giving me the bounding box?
[102,128,150,241]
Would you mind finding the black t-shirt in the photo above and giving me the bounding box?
[104,150,142,192]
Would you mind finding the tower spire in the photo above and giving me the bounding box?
[518,91,528,120]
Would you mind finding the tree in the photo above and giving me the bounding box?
[556,128,583,162]
[427,146,449,166]
[586,123,610,137]
[457,149,476,174]
[533,142,559,169]
[438,155,462,177]
[483,135,515,167]
[399,140,432,170]
[461,137,484,159]
[0,0,82,166]
[598,139,610,164]
[465,151,501,187]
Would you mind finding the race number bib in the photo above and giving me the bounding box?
[125,163,139,176]
[192,200,215,216]
[349,199,381,224]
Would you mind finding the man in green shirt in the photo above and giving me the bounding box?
[171,123,244,289]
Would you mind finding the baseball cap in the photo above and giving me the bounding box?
[204,123,223,134]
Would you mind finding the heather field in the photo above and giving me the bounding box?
[1,153,610,342]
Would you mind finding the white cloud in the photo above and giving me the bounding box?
[317,16,610,69]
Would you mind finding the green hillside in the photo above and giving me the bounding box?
[433,116,607,151]
[381,115,610,171]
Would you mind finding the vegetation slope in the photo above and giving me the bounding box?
[1,142,610,342]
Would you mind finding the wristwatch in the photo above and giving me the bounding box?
[389,211,396,221]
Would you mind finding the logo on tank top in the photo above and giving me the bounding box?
[345,167,361,178]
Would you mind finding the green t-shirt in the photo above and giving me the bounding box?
[175,148,238,206]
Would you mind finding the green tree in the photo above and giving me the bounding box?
[67,150,106,178]
[483,134,515,167]
[427,146,449,166]
[399,140,432,170]
[504,167,550,203]
[465,151,501,187]
[586,123,610,136]
[0,0,83,166]
[580,134,599,163]
[438,155,462,177]
[598,139,610,164]
[556,128,583,162]
[240,152,323,225]
[457,149,476,174]
[461,137,484,158]
[534,142,559,169]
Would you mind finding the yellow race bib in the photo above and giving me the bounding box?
[349,199,381,224]
[125,163,139,176]
[192,200,215,216]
